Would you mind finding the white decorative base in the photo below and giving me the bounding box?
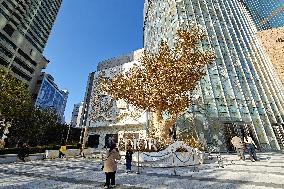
[45,148,96,159]
[132,141,204,167]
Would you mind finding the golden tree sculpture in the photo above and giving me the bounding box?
[99,27,215,141]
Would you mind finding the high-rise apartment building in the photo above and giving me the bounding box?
[0,0,63,92]
[144,0,284,151]
[239,0,284,30]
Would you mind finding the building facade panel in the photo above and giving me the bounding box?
[0,0,62,92]
[144,0,284,151]
[257,26,284,86]
[71,102,83,127]
[239,0,284,31]
[34,73,68,123]
[83,49,147,129]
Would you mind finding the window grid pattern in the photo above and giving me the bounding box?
[144,0,284,151]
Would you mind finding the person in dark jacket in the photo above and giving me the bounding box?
[125,144,133,173]
[244,134,258,161]
[17,142,29,162]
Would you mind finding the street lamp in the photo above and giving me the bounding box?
[189,94,201,141]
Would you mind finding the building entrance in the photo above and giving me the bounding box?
[222,122,255,152]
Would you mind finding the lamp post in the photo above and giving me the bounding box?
[65,123,71,144]
[136,139,141,174]
[189,94,201,141]
[145,111,149,135]
[136,149,140,174]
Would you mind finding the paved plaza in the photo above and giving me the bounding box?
[0,152,284,189]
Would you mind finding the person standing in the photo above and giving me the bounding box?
[59,143,67,158]
[169,123,177,142]
[77,143,85,158]
[17,142,29,162]
[244,135,258,162]
[125,145,133,173]
[103,143,121,188]
[231,135,245,161]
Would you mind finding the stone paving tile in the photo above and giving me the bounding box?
[0,153,284,188]
[0,169,143,189]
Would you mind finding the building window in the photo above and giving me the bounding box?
[10,65,32,81]
[3,24,15,36]
[0,57,9,67]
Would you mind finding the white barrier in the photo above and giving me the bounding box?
[0,154,44,164]
[45,148,96,159]
[132,141,204,167]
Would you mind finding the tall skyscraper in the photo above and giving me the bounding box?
[80,72,96,128]
[239,0,284,30]
[71,102,83,127]
[0,0,63,92]
[238,1,284,102]
[34,72,68,123]
[257,26,284,86]
[144,0,284,151]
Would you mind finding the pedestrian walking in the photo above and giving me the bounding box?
[125,144,133,173]
[244,134,258,162]
[103,143,121,188]
[231,134,245,161]
[77,143,85,158]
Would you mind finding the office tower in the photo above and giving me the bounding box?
[80,72,96,128]
[238,1,284,101]
[71,102,83,127]
[0,0,63,92]
[257,27,284,86]
[144,0,284,151]
[239,0,284,30]
[34,72,68,123]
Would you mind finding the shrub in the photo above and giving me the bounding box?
[0,145,77,155]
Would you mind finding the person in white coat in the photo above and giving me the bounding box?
[103,143,121,188]
[231,135,245,161]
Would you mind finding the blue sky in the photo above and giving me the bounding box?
[43,0,144,123]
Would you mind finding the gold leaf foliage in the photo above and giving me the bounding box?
[99,27,215,140]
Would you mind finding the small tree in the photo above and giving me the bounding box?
[0,69,31,121]
[7,107,62,147]
[0,69,31,147]
[99,27,215,141]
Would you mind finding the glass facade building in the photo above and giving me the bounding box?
[239,0,284,30]
[0,0,63,92]
[34,73,68,123]
[144,0,284,151]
